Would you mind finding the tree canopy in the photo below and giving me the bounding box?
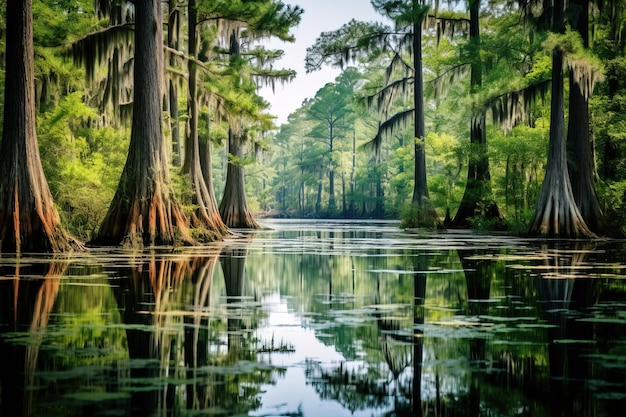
[1,0,626,251]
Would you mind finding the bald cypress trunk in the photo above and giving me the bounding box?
[527,48,594,238]
[199,113,224,229]
[411,5,440,228]
[95,0,193,247]
[218,32,259,229]
[0,0,81,253]
[182,0,228,239]
[450,0,502,228]
[567,75,607,234]
[527,0,594,238]
[566,0,608,235]
[219,129,260,228]
[168,0,182,167]
[328,124,336,213]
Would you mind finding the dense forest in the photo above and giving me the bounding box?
[0,0,625,252]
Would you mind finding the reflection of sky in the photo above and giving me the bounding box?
[252,293,392,417]
[259,293,344,365]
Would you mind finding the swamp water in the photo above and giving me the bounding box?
[1,219,626,417]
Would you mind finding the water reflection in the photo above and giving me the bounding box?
[110,254,223,415]
[535,243,602,417]
[109,248,280,416]
[0,261,65,417]
[0,221,626,417]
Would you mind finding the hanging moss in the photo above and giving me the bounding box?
[485,79,551,133]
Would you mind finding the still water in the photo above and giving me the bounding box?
[1,219,626,417]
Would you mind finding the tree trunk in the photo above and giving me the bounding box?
[527,49,594,238]
[451,0,502,228]
[219,130,260,228]
[374,152,384,218]
[411,8,440,227]
[316,178,323,215]
[567,75,608,234]
[198,115,228,235]
[299,181,304,214]
[329,167,336,213]
[349,130,356,218]
[200,112,218,203]
[95,0,193,247]
[218,30,259,229]
[328,124,336,213]
[168,0,181,167]
[341,172,347,217]
[181,0,228,240]
[566,0,608,235]
[0,0,81,253]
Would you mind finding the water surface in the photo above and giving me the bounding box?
[1,219,626,416]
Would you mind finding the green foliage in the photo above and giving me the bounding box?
[596,181,626,237]
[467,203,509,233]
[525,54,552,85]
[55,153,115,240]
[542,27,586,55]
[425,132,464,218]
[32,0,101,113]
[33,0,98,46]
[543,28,604,99]
[399,201,421,229]
[195,0,302,130]
[1,0,622,236]
[488,124,547,227]
[198,0,302,43]
[227,152,255,169]
[371,0,430,28]
[170,168,197,218]
[305,20,390,72]
[38,93,128,240]
[384,133,413,216]
[592,56,626,182]
[399,200,438,230]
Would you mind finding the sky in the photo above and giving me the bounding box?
[259,0,386,126]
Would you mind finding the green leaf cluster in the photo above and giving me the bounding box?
[38,93,128,240]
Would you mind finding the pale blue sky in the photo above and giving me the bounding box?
[260,0,386,126]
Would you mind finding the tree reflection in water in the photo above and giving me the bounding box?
[458,249,493,416]
[111,253,218,415]
[0,261,66,417]
[533,242,598,417]
[110,246,282,416]
[301,240,626,417]
[304,254,428,416]
[2,222,626,417]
